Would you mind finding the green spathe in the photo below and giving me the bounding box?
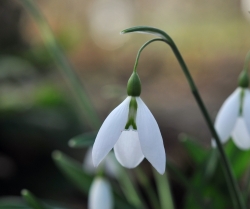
[127,72,141,96]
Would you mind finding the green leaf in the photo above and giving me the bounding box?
[52,150,93,194]
[202,149,219,180]
[153,170,174,209]
[0,197,30,209]
[179,134,209,164]
[68,132,96,148]
[225,139,250,179]
[135,168,160,209]
[117,167,145,209]
[21,190,49,209]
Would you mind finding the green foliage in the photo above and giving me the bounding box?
[21,190,50,209]
[52,150,92,193]
[0,198,30,209]
[180,135,250,209]
[68,132,96,148]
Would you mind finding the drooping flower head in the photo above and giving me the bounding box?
[92,71,166,174]
[88,177,114,209]
[214,67,250,149]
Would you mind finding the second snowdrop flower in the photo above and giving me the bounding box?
[92,71,166,174]
[214,70,250,149]
[88,177,113,209]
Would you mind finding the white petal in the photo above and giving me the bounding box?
[136,97,166,174]
[243,89,250,133]
[232,117,250,150]
[214,88,241,143]
[92,97,131,167]
[88,177,114,209]
[114,130,144,168]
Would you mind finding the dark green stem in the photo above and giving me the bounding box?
[133,38,169,72]
[169,41,245,209]
[128,28,246,209]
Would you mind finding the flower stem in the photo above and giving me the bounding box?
[135,168,161,209]
[168,41,246,209]
[124,26,246,209]
[153,169,175,209]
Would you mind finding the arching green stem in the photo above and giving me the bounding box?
[123,26,246,209]
[133,38,171,72]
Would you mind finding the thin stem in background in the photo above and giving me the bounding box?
[122,26,246,209]
[20,0,100,130]
[118,167,147,209]
[135,168,161,209]
[153,169,175,209]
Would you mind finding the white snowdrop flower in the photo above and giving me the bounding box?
[83,147,120,178]
[214,87,250,149]
[88,177,114,209]
[92,71,166,174]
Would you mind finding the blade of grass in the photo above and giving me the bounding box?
[68,132,96,148]
[134,168,160,209]
[20,0,100,129]
[153,169,175,209]
[21,190,49,209]
[117,167,146,209]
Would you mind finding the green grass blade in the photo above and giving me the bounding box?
[52,150,93,194]
[117,167,146,209]
[153,169,175,209]
[20,0,100,129]
[21,190,49,209]
[68,132,96,148]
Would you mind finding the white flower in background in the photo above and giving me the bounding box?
[88,177,114,209]
[84,147,119,178]
[214,87,250,149]
[92,72,166,174]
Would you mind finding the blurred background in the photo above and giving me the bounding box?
[0,0,250,208]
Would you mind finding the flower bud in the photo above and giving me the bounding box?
[88,177,114,209]
[127,72,141,96]
[238,70,249,88]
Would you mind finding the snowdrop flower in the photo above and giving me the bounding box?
[92,71,166,174]
[214,70,250,149]
[88,177,114,209]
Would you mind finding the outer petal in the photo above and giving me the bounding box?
[243,89,250,133]
[232,117,250,150]
[136,97,166,174]
[92,97,130,167]
[88,177,114,209]
[214,88,241,143]
[114,130,144,168]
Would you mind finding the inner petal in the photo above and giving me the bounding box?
[232,117,250,150]
[114,130,144,168]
